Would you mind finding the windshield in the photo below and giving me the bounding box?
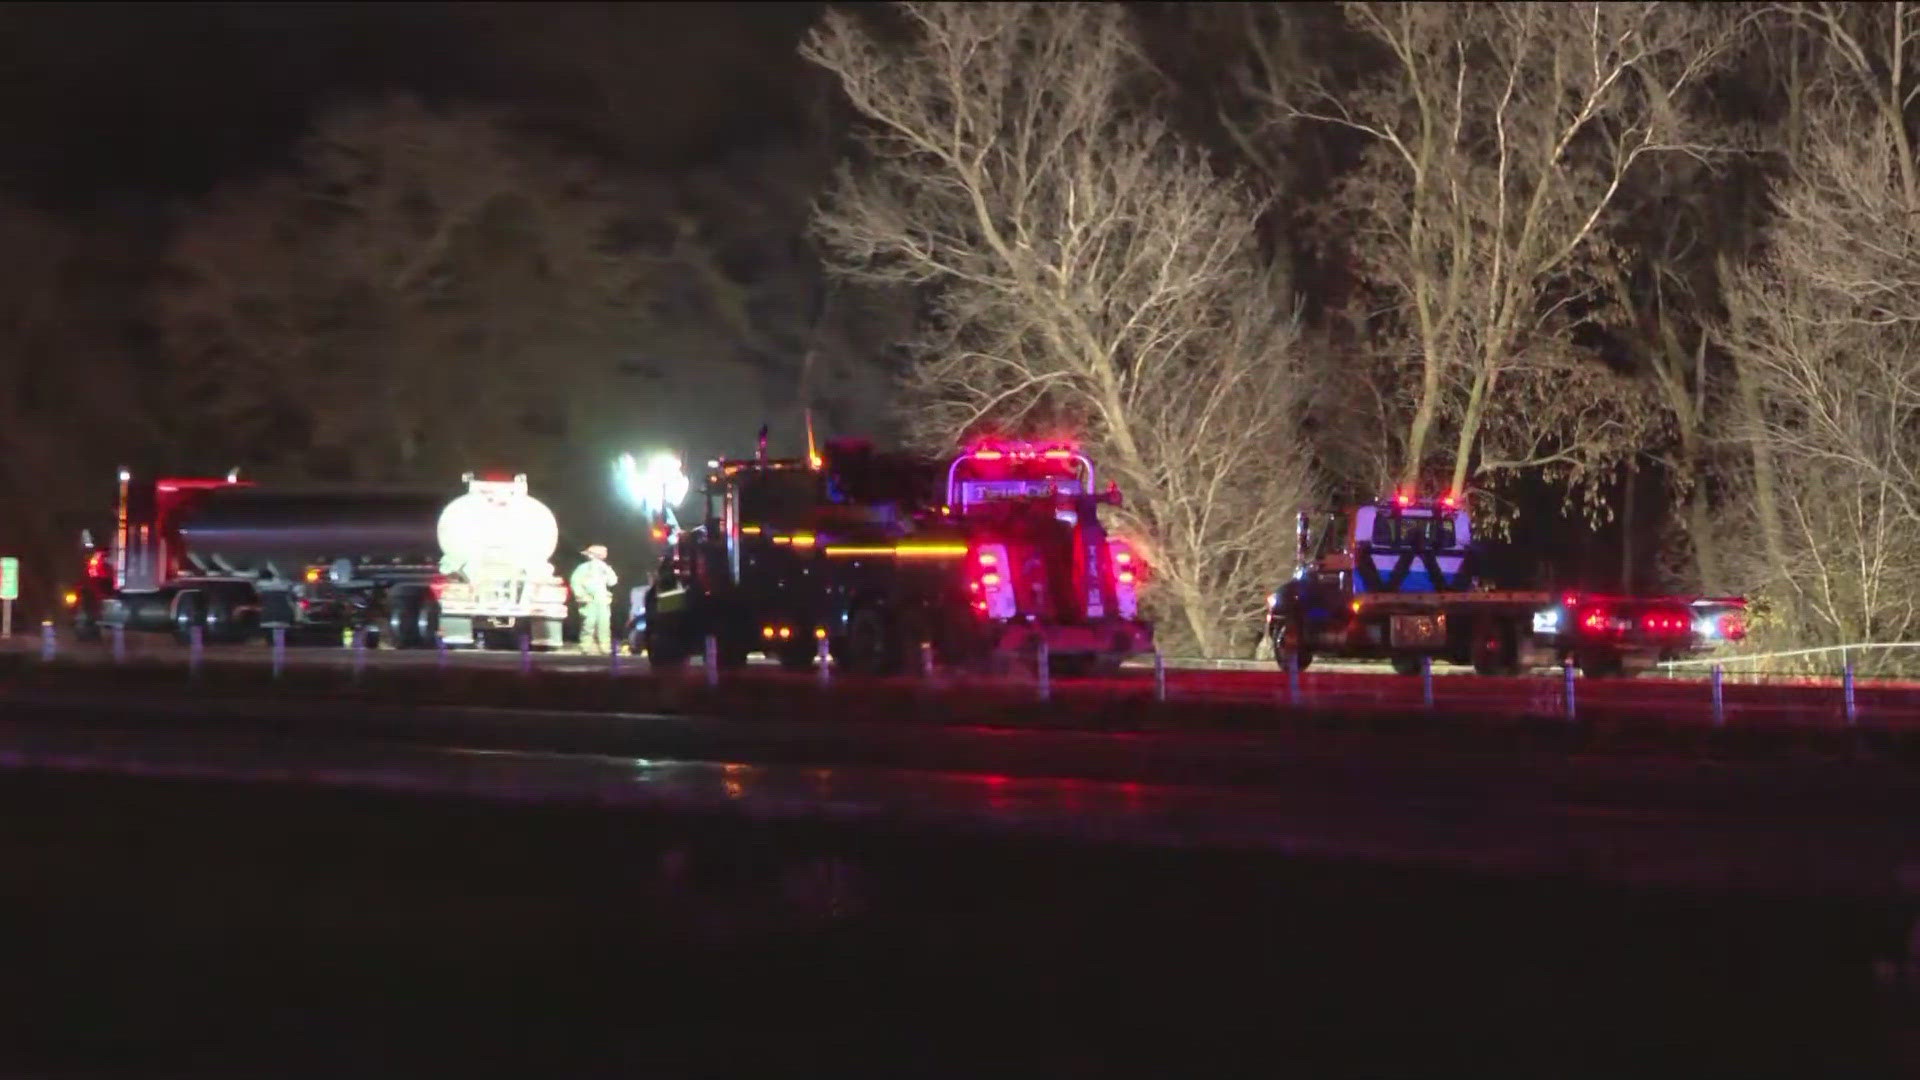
[1370,511,1461,551]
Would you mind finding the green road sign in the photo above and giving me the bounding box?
[0,558,16,601]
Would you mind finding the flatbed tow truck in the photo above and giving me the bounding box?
[1268,492,1746,678]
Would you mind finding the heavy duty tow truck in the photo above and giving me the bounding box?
[1267,492,1746,678]
[643,436,1153,675]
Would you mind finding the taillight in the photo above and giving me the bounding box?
[969,544,1015,618]
[1641,610,1689,635]
[1718,612,1746,641]
[1580,607,1611,633]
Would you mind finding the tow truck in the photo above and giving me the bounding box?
[642,435,1152,676]
[1267,491,1746,677]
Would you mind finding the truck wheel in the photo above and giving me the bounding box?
[1580,651,1626,679]
[171,590,204,645]
[386,589,423,649]
[777,639,818,672]
[1390,652,1425,677]
[841,605,902,676]
[1049,654,1098,678]
[1471,622,1519,677]
[645,624,690,669]
[1270,609,1313,672]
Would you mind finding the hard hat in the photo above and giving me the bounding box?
[583,544,609,560]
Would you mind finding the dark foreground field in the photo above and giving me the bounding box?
[0,770,1910,1079]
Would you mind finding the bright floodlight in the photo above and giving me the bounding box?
[616,451,689,515]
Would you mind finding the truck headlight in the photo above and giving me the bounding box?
[1531,609,1560,634]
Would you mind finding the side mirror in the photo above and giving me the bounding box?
[1295,512,1312,567]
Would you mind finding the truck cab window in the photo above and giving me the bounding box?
[737,473,820,532]
[1370,512,1460,550]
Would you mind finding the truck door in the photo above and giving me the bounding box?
[1297,511,1351,629]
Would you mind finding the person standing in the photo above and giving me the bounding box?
[570,544,618,655]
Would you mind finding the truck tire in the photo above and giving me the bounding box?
[1270,607,1313,672]
[170,590,204,645]
[386,587,427,649]
[1580,651,1626,679]
[645,622,691,669]
[1390,652,1424,677]
[1471,620,1520,677]
[840,605,903,676]
[775,633,821,672]
[201,589,244,645]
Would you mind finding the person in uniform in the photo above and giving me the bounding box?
[570,544,618,655]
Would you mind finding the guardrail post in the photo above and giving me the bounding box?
[271,626,286,680]
[1710,663,1724,727]
[816,634,831,687]
[188,624,203,680]
[1036,638,1051,702]
[1285,650,1301,705]
[518,631,532,677]
[1153,648,1167,703]
[919,640,934,681]
[351,626,366,683]
[39,621,56,664]
[608,641,622,677]
[704,635,719,689]
[111,624,126,664]
[1421,655,1435,709]
[436,633,448,672]
[1844,661,1858,726]
[1562,658,1577,723]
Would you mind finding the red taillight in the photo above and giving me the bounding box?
[1719,612,1746,641]
[1042,448,1073,461]
[1396,491,1412,507]
[85,551,107,578]
[1581,607,1611,633]
[978,551,997,567]
[973,449,1004,462]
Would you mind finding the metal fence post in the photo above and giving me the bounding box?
[1711,663,1724,727]
[351,626,366,683]
[816,633,831,687]
[111,624,126,665]
[1036,638,1051,702]
[608,642,622,677]
[39,621,56,664]
[1153,648,1167,703]
[919,640,934,681]
[519,631,533,677]
[271,626,286,680]
[705,635,719,689]
[1421,655,1435,709]
[1562,658,1577,723]
[188,624,203,679]
[436,633,449,672]
[1285,650,1301,705]
[1844,661,1858,726]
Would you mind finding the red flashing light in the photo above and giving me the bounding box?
[1581,607,1612,633]
[1042,447,1073,461]
[85,551,107,578]
[1719,612,1747,641]
[1641,611,1688,634]
[977,551,997,567]
[1562,593,1578,609]
[1395,491,1412,508]
[1439,491,1457,510]
[973,449,1005,462]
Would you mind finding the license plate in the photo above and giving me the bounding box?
[1390,613,1446,648]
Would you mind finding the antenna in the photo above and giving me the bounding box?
[806,409,821,470]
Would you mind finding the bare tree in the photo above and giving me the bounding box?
[1716,86,1920,667]
[803,1,1316,657]
[1238,2,1746,506]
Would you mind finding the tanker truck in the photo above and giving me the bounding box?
[69,471,568,650]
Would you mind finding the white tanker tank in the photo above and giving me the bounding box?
[430,473,569,650]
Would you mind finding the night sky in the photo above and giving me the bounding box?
[0,2,821,210]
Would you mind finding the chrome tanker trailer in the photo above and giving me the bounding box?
[71,471,567,649]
